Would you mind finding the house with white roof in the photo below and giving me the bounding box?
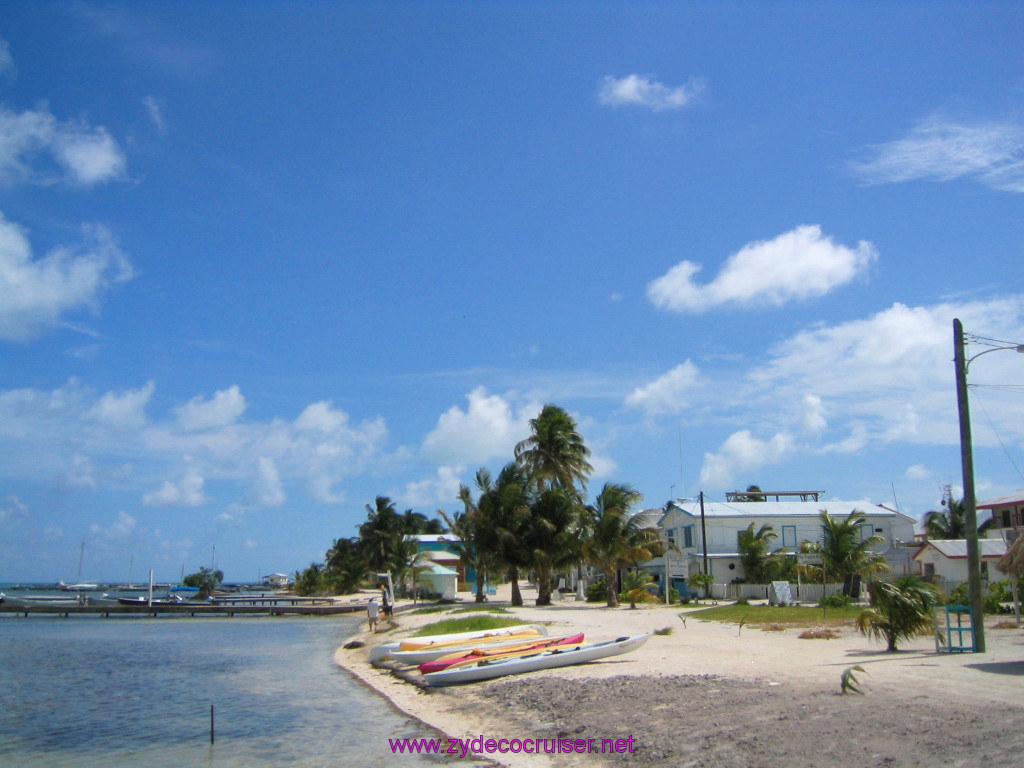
[913,539,1008,588]
[977,491,1024,545]
[648,490,917,591]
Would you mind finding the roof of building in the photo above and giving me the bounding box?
[913,539,1008,560]
[666,499,909,521]
[977,492,1024,509]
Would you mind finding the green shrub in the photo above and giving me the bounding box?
[586,580,608,602]
[820,592,852,609]
[734,596,750,606]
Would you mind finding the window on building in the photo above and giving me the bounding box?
[858,523,874,542]
[782,525,797,548]
[683,525,694,548]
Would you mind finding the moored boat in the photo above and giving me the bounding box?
[369,624,547,663]
[418,633,586,674]
[423,633,651,686]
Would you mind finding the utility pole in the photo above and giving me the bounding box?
[953,318,985,653]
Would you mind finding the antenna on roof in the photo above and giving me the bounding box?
[890,481,900,513]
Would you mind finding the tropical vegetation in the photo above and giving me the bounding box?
[801,509,890,592]
[857,575,941,651]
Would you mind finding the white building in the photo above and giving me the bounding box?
[978,491,1024,545]
[649,490,917,589]
[913,539,1008,587]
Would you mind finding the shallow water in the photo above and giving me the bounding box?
[0,615,468,767]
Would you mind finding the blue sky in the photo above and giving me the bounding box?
[2,2,1023,583]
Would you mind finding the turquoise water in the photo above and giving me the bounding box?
[0,615,467,767]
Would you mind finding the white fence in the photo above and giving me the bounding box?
[707,581,847,603]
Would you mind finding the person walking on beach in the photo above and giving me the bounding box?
[367,596,380,633]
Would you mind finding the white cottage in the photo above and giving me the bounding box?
[650,490,917,589]
[913,539,1008,588]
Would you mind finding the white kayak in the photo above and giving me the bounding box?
[423,633,651,686]
[368,624,547,663]
[389,631,580,667]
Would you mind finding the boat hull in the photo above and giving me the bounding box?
[418,633,585,674]
[423,633,651,686]
[369,624,547,663]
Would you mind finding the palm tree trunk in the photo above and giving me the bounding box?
[604,565,618,607]
[536,567,552,606]
[475,572,486,603]
[509,567,523,607]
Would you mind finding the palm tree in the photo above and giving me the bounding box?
[441,474,502,603]
[737,522,778,583]
[514,404,593,497]
[922,498,968,540]
[582,483,662,607]
[325,537,366,594]
[476,462,534,607]
[358,496,402,575]
[524,487,584,605]
[804,510,890,592]
[857,576,941,651]
[620,570,656,609]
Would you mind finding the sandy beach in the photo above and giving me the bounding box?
[334,583,1024,767]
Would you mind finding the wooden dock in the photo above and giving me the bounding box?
[0,597,369,618]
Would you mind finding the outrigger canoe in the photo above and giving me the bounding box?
[368,624,547,663]
[418,633,585,674]
[423,633,651,687]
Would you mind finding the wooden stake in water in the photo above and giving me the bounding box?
[210,705,215,744]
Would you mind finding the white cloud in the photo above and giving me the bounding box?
[599,74,706,111]
[852,116,1024,193]
[647,225,876,313]
[403,465,465,508]
[422,387,537,465]
[91,510,136,541]
[801,394,828,435]
[247,456,285,507]
[0,214,135,340]
[88,381,154,430]
[0,494,30,523]
[143,462,207,507]
[0,39,14,76]
[905,464,931,480]
[699,430,794,489]
[0,105,127,187]
[625,361,700,416]
[174,385,247,431]
[142,95,165,133]
[750,296,1024,449]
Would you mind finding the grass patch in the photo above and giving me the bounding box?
[412,616,531,638]
[450,605,510,614]
[992,620,1020,630]
[410,605,451,615]
[688,603,862,628]
[653,626,673,636]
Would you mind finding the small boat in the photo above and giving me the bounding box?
[423,633,651,687]
[58,581,100,592]
[4,594,91,607]
[116,595,185,606]
[369,624,547,663]
[419,633,586,674]
[388,630,562,666]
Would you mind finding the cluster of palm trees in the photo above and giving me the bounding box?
[295,404,663,606]
[444,404,663,607]
[296,498,444,596]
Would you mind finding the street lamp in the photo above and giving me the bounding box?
[953,318,1024,653]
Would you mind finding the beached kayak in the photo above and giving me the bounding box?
[418,633,585,674]
[423,633,651,686]
[368,624,547,663]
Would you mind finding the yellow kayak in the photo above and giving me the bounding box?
[398,627,541,652]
